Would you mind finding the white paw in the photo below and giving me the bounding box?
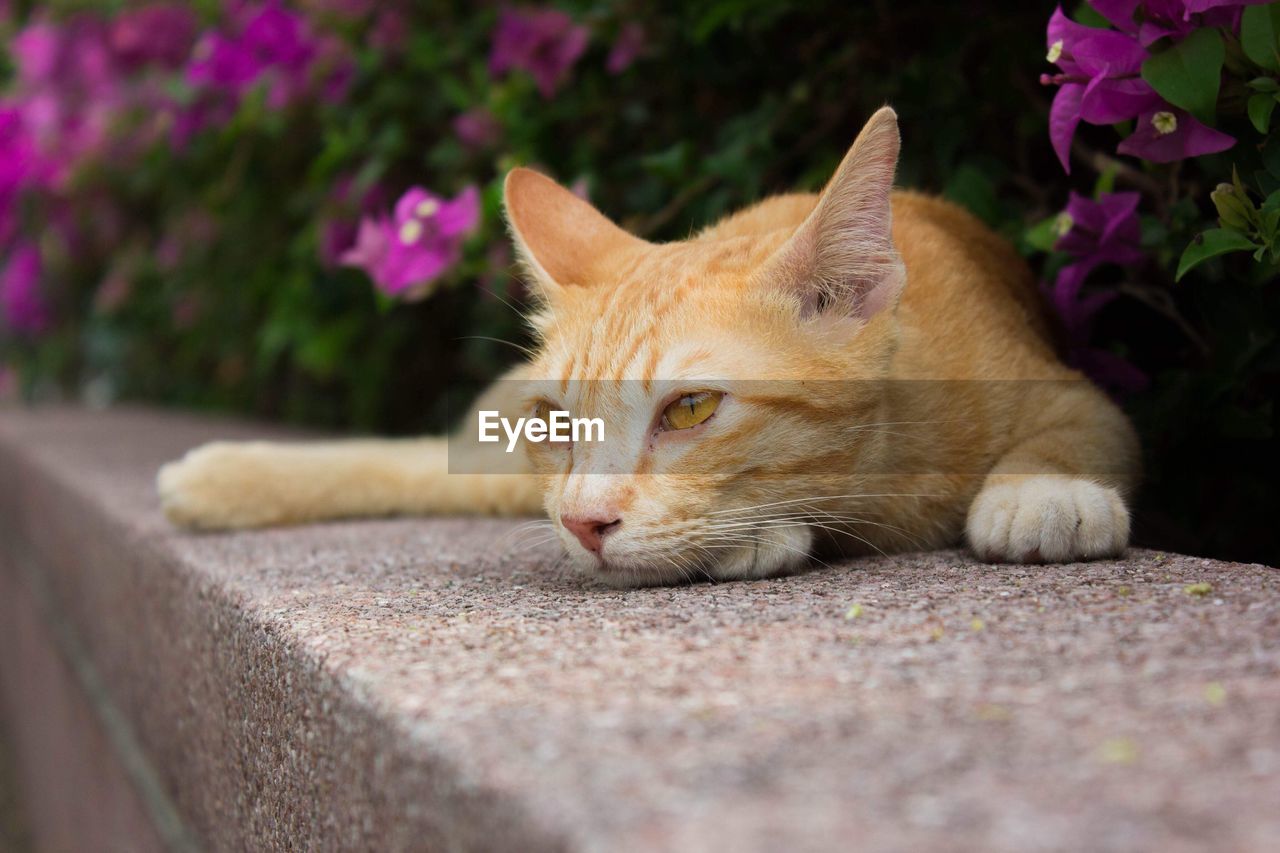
[157,442,284,529]
[709,523,814,581]
[966,476,1129,563]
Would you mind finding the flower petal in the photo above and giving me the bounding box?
[436,186,480,237]
[1088,0,1141,34]
[1117,108,1236,163]
[1050,83,1085,173]
[1080,75,1162,124]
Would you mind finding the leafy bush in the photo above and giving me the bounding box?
[1,1,1276,562]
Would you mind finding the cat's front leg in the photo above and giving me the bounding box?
[964,383,1139,563]
[158,438,541,529]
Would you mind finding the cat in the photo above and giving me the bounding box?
[158,107,1139,587]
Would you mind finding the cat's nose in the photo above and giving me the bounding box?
[561,514,622,554]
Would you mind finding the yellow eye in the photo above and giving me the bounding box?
[533,400,554,421]
[662,391,723,430]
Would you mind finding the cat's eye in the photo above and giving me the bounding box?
[533,399,554,421]
[661,391,723,431]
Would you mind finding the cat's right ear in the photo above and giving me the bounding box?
[503,168,649,295]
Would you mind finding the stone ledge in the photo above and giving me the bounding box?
[0,406,1278,851]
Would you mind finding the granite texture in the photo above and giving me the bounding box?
[0,406,1277,852]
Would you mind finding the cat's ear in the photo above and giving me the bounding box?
[504,168,649,293]
[760,106,905,320]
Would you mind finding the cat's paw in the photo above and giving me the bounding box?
[966,476,1129,563]
[158,442,284,530]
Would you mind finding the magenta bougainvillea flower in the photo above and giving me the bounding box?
[109,4,198,71]
[1,243,50,335]
[316,177,387,268]
[1,105,49,238]
[606,23,646,74]
[341,186,480,297]
[1043,6,1155,170]
[367,8,408,54]
[187,1,352,109]
[1042,3,1238,171]
[2,5,213,184]
[1092,0,1269,46]
[452,108,503,150]
[1056,191,1145,267]
[5,16,124,186]
[1043,192,1148,393]
[1117,107,1234,162]
[489,8,589,98]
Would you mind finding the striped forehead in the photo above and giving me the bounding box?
[541,242,756,383]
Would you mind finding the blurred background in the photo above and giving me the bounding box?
[0,0,1276,564]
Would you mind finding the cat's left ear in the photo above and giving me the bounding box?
[504,168,650,295]
[759,106,905,320]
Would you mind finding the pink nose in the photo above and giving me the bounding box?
[561,514,622,553]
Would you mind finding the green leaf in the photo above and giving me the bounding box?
[1242,3,1280,72]
[1142,28,1225,124]
[1176,228,1258,280]
[1262,133,1280,178]
[1247,76,1280,92]
[1093,159,1118,196]
[1072,2,1110,28]
[1023,216,1061,252]
[1249,93,1278,132]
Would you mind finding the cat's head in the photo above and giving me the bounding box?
[505,108,906,585]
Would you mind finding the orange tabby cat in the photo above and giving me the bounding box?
[159,108,1139,586]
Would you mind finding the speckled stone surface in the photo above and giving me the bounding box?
[1,406,1278,852]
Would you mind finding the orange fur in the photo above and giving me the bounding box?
[159,108,1139,586]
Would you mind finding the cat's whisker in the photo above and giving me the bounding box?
[454,335,539,359]
[706,515,890,558]
[707,493,944,516]
[518,535,563,551]
[698,531,834,572]
[795,506,927,549]
[499,519,554,541]
[478,283,532,326]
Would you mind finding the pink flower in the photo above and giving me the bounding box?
[110,4,198,70]
[489,8,589,98]
[1042,191,1149,394]
[452,108,503,150]
[1092,0,1269,47]
[1,243,51,335]
[187,1,351,109]
[341,185,481,298]
[367,8,408,54]
[1056,191,1145,267]
[1,106,52,238]
[1041,4,1236,171]
[1116,107,1235,163]
[11,22,64,86]
[5,15,135,184]
[317,176,386,268]
[606,23,645,74]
